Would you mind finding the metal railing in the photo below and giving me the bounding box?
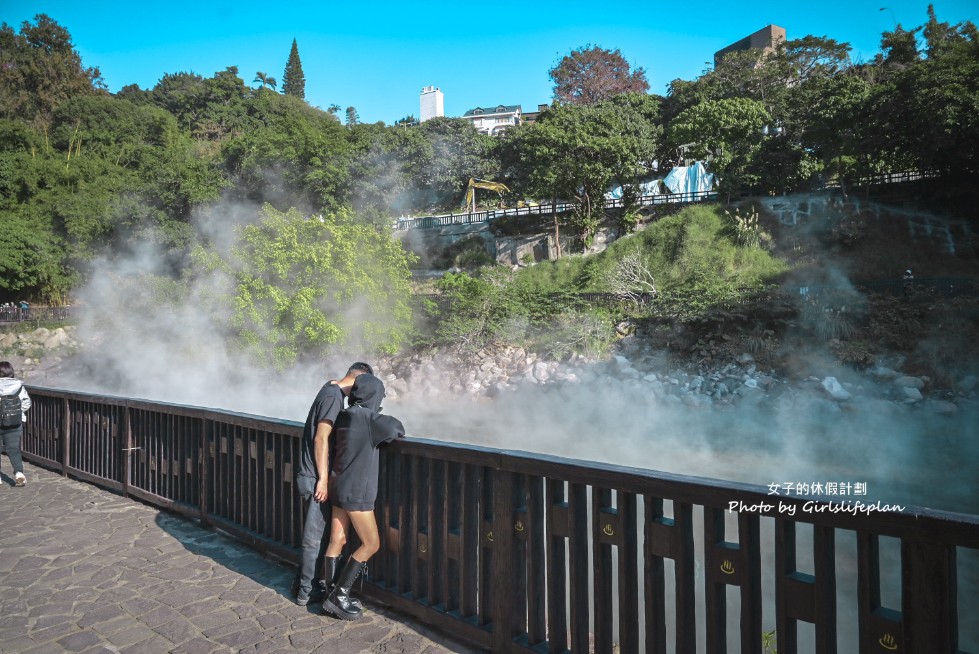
[395,190,718,231]
[19,387,979,653]
[0,306,75,323]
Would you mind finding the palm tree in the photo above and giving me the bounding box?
[254,72,277,91]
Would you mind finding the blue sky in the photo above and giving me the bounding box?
[3,1,977,124]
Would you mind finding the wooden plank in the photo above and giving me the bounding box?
[738,512,762,654]
[546,480,568,654]
[592,487,613,654]
[526,475,546,648]
[618,491,639,654]
[461,463,479,618]
[902,539,957,653]
[813,525,838,654]
[568,483,589,654]
[775,518,798,654]
[644,497,667,654]
[704,507,727,654]
[674,502,697,654]
[491,470,516,653]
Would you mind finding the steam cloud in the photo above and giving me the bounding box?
[39,196,977,654]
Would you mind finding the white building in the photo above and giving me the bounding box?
[461,104,522,135]
[419,86,444,122]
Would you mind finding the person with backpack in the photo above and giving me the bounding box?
[322,373,405,621]
[0,361,31,487]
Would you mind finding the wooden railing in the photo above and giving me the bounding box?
[20,387,979,653]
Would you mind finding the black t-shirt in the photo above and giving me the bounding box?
[298,382,344,481]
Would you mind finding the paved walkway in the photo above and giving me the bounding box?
[0,462,481,654]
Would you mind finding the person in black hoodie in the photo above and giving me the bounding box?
[321,373,404,620]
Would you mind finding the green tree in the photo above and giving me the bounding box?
[253,71,277,91]
[549,45,649,105]
[869,8,979,185]
[282,39,306,100]
[221,91,350,212]
[0,14,104,126]
[405,117,496,211]
[345,106,359,125]
[500,97,659,250]
[669,97,769,198]
[194,204,415,368]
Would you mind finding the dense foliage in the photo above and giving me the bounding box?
[433,204,787,356]
[193,204,415,368]
[1,9,975,364]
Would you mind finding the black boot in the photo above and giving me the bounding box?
[322,556,362,610]
[323,557,366,620]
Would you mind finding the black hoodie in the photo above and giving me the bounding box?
[329,374,405,511]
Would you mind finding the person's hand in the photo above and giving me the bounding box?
[314,478,329,503]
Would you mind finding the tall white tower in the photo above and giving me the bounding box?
[419,86,444,122]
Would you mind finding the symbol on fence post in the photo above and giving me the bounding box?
[721,560,735,575]
[603,523,614,537]
[878,633,898,651]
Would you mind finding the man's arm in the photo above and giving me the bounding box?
[312,419,333,503]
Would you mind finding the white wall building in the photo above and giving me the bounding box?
[419,86,444,122]
[461,105,522,135]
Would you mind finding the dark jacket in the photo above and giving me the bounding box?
[329,374,404,511]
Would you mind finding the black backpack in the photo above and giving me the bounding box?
[0,387,22,428]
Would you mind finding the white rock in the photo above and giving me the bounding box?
[902,387,923,402]
[821,377,851,401]
[893,376,925,390]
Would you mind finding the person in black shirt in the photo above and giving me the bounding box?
[322,373,405,620]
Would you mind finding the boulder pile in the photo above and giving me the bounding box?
[375,338,976,417]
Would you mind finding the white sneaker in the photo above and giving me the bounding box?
[14,472,25,487]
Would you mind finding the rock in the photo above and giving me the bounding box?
[615,321,635,336]
[958,376,978,393]
[612,355,631,369]
[733,387,766,406]
[869,365,899,380]
[924,399,957,415]
[902,387,923,402]
[0,333,16,348]
[893,376,925,390]
[390,378,409,397]
[737,353,754,365]
[43,330,70,349]
[682,393,711,408]
[31,327,51,340]
[743,378,759,390]
[821,377,852,401]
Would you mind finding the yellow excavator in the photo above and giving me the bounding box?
[464,178,510,214]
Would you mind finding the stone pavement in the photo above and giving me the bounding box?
[0,462,482,654]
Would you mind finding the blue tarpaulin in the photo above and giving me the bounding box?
[662,161,715,195]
